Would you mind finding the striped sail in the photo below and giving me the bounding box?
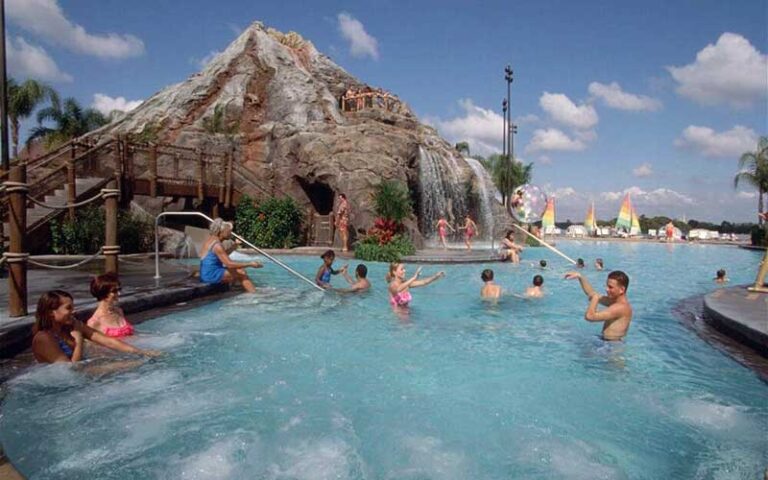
[615,193,632,231]
[630,206,642,235]
[585,202,597,234]
[541,197,555,233]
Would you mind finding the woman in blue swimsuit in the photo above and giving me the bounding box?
[31,290,158,364]
[200,218,262,293]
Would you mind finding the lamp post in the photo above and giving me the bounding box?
[504,65,513,161]
[501,99,507,159]
[510,123,518,162]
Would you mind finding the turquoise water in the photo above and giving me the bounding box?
[1,242,766,479]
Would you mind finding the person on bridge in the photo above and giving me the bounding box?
[199,218,262,293]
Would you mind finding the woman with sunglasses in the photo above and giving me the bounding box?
[86,272,134,337]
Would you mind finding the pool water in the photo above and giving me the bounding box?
[1,242,766,479]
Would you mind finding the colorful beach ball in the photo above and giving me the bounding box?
[507,184,548,223]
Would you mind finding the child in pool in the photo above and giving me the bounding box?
[480,269,502,299]
[315,249,346,288]
[387,262,444,307]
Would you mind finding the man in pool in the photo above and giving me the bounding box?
[337,264,371,293]
[564,270,633,341]
[480,269,501,299]
[524,275,544,298]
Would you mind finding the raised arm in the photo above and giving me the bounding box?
[585,296,626,322]
[213,244,262,270]
[564,271,598,298]
[391,267,423,293]
[412,271,445,287]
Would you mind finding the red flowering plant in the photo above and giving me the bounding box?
[367,217,405,245]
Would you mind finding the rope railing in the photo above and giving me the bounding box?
[25,248,104,270]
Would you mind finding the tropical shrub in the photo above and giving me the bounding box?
[355,233,415,263]
[49,206,154,254]
[235,195,303,248]
[372,180,412,223]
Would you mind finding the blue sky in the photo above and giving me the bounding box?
[7,0,767,222]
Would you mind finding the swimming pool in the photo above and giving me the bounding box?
[1,242,766,479]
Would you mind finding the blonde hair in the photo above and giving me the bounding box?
[386,262,401,283]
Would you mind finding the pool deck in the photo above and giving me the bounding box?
[703,285,768,357]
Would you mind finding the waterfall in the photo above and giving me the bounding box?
[464,157,498,240]
[417,146,468,236]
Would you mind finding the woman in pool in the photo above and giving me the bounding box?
[316,249,347,288]
[86,272,134,338]
[435,215,455,250]
[459,215,479,251]
[387,262,445,308]
[32,290,156,364]
[199,218,262,293]
[500,229,523,263]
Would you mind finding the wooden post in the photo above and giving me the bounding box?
[225,149,234,208]
[103,180,120,275]
[67,145,76,221]
[173,154,179,179]
[7,163,28,316]
[197,149,205,202]
[212,203,220,219]
[149,144,158,197]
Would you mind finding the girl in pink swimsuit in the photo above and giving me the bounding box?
[387,262,445,309]
[86,273,135,338]
[435,216,455,250]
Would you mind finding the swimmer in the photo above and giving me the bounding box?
[199,219,262,293]
[595,258,604,271]
[539,259,547,269]
[32,290,159,364]
[714,269,728,284]
[86,273,135,338]
[524,275,544,298]
[316,249,346,289]
[500,230,523,263]
[576,258,585,269]
[564,270,633,341]
[436,215,455,250]
[388,262,445,307]
[336,264,371,293]
[480,269,501,299]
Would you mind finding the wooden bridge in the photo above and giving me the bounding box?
[0,136,281,317]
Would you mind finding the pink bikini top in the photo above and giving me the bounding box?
[390,290,413,307]
[103,322,135,338]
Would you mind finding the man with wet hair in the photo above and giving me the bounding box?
[565,270,633,341]
[337,263,371,293]
[480,269,502,299]
[525,275,544,298]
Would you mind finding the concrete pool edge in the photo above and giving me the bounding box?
[702,286,768,357]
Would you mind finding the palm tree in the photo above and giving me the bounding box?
[7,78,58,158]
[488,153,533,205]
[27,97,108,149]
[734,136,768,225]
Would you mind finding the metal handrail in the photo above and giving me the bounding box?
[154,211,324,291]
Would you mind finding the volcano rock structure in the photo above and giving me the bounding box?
[97,22,502,243]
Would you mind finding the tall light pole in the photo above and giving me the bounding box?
[501,99,507,159]
[0,0,8,172]
[504,65,513,161]
[510,123,518,161]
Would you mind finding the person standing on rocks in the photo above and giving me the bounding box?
[336,193,351,252]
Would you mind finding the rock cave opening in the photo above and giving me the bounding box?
[295,177,335,215]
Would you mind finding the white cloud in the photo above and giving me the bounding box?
[537,155,552,165]
[539,92,598,130]
[667,32,768,108]
[337,12,379,60]
[92,94,142,115]
[432,99,503,155]
[525,128,586,153]
[7,36,72,82]
[7,0,144,58]
[737,191,757,199]
[600,186,695,207]
[674,125,758,158]
[632,163,654,177]
[588,82,662,111]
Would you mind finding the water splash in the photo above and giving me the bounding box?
[417,146,467,236]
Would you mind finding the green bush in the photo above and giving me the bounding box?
[354,234,415,263]
[49,206,154,254]
[372,180,412,223]
[235,195,303,248]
